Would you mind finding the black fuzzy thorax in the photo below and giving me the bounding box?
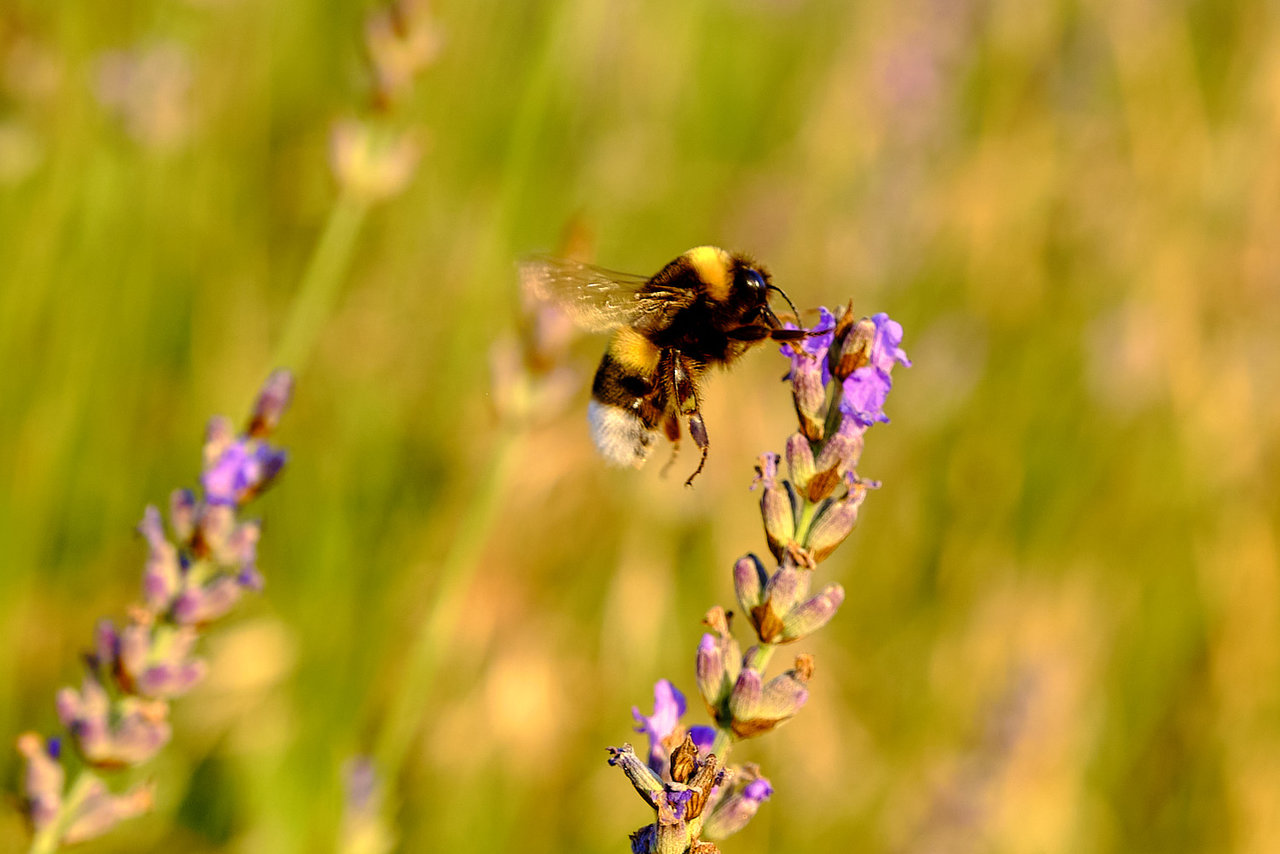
[642,253,772,366]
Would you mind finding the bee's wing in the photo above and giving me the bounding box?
[518,256,655,332]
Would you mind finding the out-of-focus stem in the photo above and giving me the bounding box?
[373,430,524,778]
[26,771,94,854]
[271,193,370,374]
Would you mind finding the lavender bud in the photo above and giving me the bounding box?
[833,316,877,381]
[746,565,814,644]
[204,516,258,572]
[120,623,207,699]
[754,454,798,561]
[702,775,774,841]
[727,668,763,724]
[838,314,910,427]
[60,777,154,845]
[806,480,870,563]
[763,565,811,618]
[94,619,121,671]
[138,506,180,613]
[790,358,826,441]
[169,488,197,544]
[195,503,235,557]
[16,732,64,831]
[780,583,845,642]
[58,677,171,767]
[732,554,767,613]
[173,575,243,626]
[696,635,725,711]
[784,432,816,494]
[730,657,812,739]
[248,368,294,438]
[696,608,741,717]
[808,420,864,502]
[203,415,235,470]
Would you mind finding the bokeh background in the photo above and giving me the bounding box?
[2,0,1278,851]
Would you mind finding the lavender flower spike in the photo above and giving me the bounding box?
[610,305,909,852]
[16,370,295,852]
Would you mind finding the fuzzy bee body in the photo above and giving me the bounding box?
[520,246,802,484]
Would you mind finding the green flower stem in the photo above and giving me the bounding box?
[271,192,370,374]
[27,770,96,854]
[710,728,732,761]
[794,498,819,547]
[373,429,524,778]
[751,643,777,673]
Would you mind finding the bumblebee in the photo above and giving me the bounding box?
[520,245,804,485]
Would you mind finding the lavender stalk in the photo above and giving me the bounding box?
[610,305,911,852]
[15,371,295,853]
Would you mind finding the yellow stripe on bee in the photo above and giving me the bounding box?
[685,245,731,302]
[609,326,662,373]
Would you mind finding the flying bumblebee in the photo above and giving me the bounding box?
[520,245,805,485]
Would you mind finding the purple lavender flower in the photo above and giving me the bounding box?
[839,312,912,428]
[868,311,911,373]
[633,679,687,771]
[781,306,836,383]
[703,775,774,840]
[610,306,909,852]
[16,370,294,850]
[55,677,172,767]
[201,431,287,506]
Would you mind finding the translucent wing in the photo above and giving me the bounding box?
[518,255,652,332]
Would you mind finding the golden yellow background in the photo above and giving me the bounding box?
[1,0,1277,851]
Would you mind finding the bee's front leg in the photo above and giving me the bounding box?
[727,325,807,343]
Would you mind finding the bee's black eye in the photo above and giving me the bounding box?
[744,269,766,293]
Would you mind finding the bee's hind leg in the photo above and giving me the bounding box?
[669,354,709,486]
[659,415,681,478]
[684,411,709,487]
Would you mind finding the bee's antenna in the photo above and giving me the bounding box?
[767,285,802,326]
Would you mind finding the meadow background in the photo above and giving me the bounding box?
[2,0,1278,852]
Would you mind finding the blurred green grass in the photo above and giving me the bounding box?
[2,0,1278,852]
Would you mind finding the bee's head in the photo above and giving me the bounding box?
[734,262,800,330]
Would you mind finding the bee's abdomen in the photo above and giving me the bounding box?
[588,329,665,468]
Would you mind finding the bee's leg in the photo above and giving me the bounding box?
[659,414,682,477]
[728,325,807,343]
[669,353,708,486]
[727,325,771,342]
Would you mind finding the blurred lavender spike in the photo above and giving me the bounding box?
[15,370,294,852]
